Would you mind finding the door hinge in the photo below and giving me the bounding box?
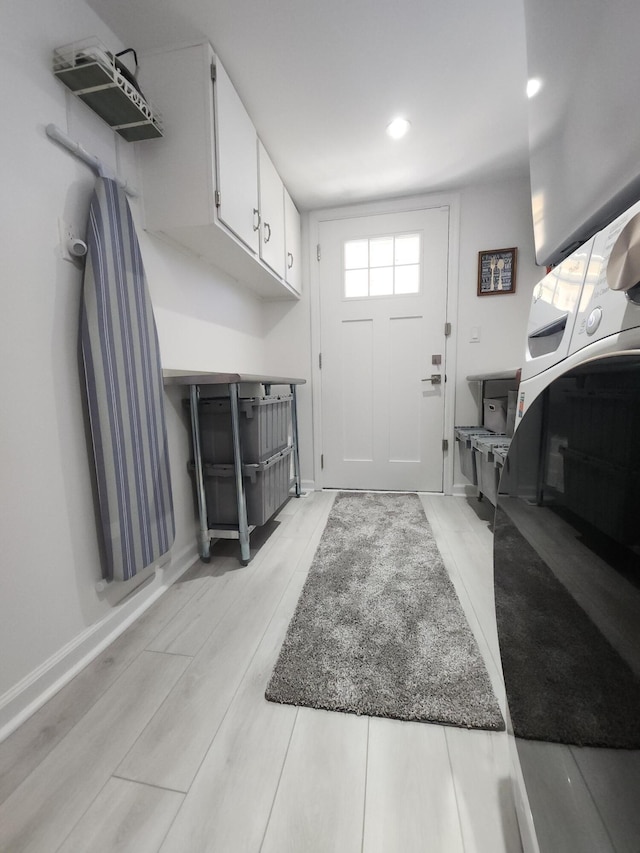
[317,243,321,261]
[442,439,449,451]
[444,322,452,337]
[321,453,324,469]
[319,352,322,369]
[215,190,221,207]
[211,62,217,82]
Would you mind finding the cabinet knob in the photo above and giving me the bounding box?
[264,222,271,243]
[287,252,294,269]
[253,208,261,231]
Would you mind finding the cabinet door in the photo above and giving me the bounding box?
[284,189,302,293]
[138,43,215,232]
[258,142,285,278]
[214,61,259,253]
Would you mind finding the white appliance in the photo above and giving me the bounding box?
[569,198,640,355]
[515,198,640,429]
[521,239,593,380]
[496,198,640,853]
[523,0,640,267]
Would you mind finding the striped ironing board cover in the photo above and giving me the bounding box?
[81,177,175,581]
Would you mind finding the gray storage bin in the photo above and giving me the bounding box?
[472,435,511,506]
[455,426,495,485]
[198,395,292,463]
[506,389,518,437]
[199,446,293,526]
[493,445,511,498]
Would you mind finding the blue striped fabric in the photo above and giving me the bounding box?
[81,177,175,581]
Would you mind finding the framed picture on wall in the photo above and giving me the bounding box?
[477,247,517,295]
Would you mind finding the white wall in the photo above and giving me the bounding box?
[262,178,542,494]
[453,178,543,489]
[0,0,267,734]
[262,217,314,488]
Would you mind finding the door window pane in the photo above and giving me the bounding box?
[395,234,420,265]
[345,268,369,298]
[395,264,420,294]
[370,267,394,296]
[345,240,369,270]
[370,237,394,268]
[344,233,421,298]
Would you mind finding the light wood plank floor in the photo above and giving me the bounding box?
[0,492,523,853]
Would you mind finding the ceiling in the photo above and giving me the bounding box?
[88,0,531,212]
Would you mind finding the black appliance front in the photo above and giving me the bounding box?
[494,353,640,853]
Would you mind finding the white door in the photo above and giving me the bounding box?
[319,207,450,491]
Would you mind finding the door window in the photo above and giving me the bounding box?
[344,233,421,298]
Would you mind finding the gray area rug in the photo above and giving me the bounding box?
[266,492,504,730]
[494,507,640,747]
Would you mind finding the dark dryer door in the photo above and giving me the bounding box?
[494,353,640,853]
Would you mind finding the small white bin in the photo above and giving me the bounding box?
[484,397,508,434]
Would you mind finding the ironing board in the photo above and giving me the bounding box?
[81,177,175,581]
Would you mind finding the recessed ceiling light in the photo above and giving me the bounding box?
[526,78,542,98]
[386,117,411,139]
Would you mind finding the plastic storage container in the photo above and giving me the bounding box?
[492,445,511,499]
[484,397,508,433]
[198,446,293,527]
[506,389,518,437]
[472,435,511,506]
[198,395,292,463]
[455,426,495,485]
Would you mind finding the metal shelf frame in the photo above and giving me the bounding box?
[164,371,305,565]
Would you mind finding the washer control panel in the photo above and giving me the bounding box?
[570,197,640,355]
[586,306,603,335]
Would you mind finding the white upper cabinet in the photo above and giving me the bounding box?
[284,188,301,294]
[215,62,259,254]
[137,42,299,299]
[258,141,285,278]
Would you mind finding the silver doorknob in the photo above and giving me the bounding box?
[421,374,442,384]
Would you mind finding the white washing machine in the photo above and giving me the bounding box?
[521,239,594,380]
[515,197,640,428]
[569,197,640,355]
[495,200,640,853]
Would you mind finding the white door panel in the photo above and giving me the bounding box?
[284,189,302,293]
[319,207,449,491]
[341,318,374,461]
[258,141,285,277]
[214,61,259,253]
[389,315,422,462]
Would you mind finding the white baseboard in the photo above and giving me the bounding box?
[0,541,198,743]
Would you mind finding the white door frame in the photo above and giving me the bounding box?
[308,192,460,495]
